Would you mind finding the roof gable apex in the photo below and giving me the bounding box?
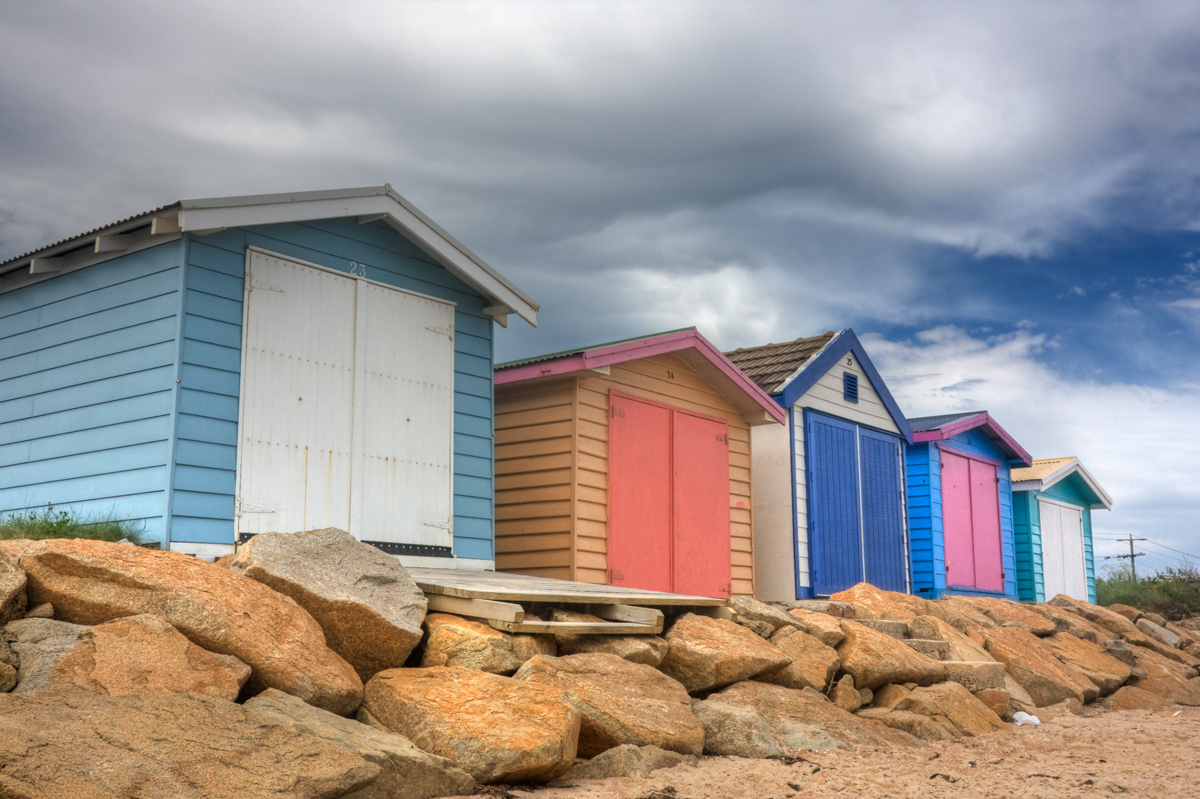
[1012,457,1113,509]
[778,329,913,441]
[910,411,1032,464]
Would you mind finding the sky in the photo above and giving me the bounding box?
[2,1,1199,573]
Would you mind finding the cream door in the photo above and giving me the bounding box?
[1039,498,1088,600]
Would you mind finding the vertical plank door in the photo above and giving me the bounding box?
[940,450,976,588]
[968,458,1004,591]
[608,395,673,592]
[806,413,863,596]
[1060,504,1089,599]
[238,252,356,535]
[1039,499,1067,599]
[859,429,907,592]
[672,411,732,598]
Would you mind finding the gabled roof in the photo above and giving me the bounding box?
[1011,457,1113,510]
[726,328,913,441]
[495,327,787,426]
[0,184,538,326]
[909,410,1032,465]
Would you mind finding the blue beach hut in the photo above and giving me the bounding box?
[0,185,537,567]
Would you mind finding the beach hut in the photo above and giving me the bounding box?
[725,329,913,600]
[492,328,786,598]
[0,185,537,567]
[1011,457,1112,603]
[905,412,1032,600]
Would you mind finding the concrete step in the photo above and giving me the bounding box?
[943,661,1006,692]
[855,619,910,640]
[902,638,950,660]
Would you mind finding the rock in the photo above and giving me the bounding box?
[244,688,476,799]
[934,596,1000,632]
[829,673,862,712]
[1126,645,1200,705]
[1186,643,1200,658]
[728,597,802,635]
[1041,632,1131,696]
[1130,632,1197,665]
[859,686,874,705]
[556,744,699,782]
[1104,639,1138,666]
[23,603,53,619]
[227,528,427,681]
[1108,604,1142,622]
[965,596,1057,636]
[6,618,88,693]
[1130,667,1149,680]
[659,613,791,693]
[1028,603,1102,643]
[693,680,918,757]
[830,582,933,621]
[739,618,776,638]
[1167,622,1200,648]
[1049,594,1145,640]
[894,682,1008,737]
[755,627,839,692]
[787,608,846,647]
[1102,685,1174,711]
[0,686,379,798]
[19,538,362,715]
[1136,618,1182,649]
[1142,611,1168,626]
[422,613,555,675]
[1177,617,1200,632]
[360,666,580,784]
[0,560,26,626]
[980,626,1097,706]
[871,683,911,709]
[835,620,946,690]
[0,540,38,561]
[904,639,950,660]
[1036,697,1084,721]
[0,630,17,670]
[1004,674,1038,715]
[513,652,703,757]
[973,689,1011,720]
[855,707,956,740]
[46,614,250,700]
[550,609,668,666]
[942,661,1006,692]
[0,661,13,692]
[856,619,910,639]
[908,615,996,662]
[779,599,856,618]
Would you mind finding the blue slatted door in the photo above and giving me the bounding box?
[806,412,863,596]
[859,429,907,592]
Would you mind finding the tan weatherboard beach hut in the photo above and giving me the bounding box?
[492,328,786,598]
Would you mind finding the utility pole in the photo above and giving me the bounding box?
[1104,535,1147,580]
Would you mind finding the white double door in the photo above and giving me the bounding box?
[236,250,455,552]
[1039,498,1088,600]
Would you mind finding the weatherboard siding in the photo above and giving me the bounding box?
[796,356,899,434]
[1013,493,1046,602]
[905,442,946,598]
[0,244,183,543]
[171,219,496,557]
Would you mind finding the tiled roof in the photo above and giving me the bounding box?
[495,327,692,369]
[724,331,838,394]
[907,411,985,432]
[1010,457,1076,483]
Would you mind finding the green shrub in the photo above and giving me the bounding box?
[1097,561,1200,620]
[0,505,149,546]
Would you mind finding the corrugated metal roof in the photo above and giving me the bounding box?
[723,331,838,395]
[495,327,693,369]
[0,203,179,270]
[907,411,985,432]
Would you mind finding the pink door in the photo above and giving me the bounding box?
[672,411,732,598]
[608,395,672,592]
[968,459,1004,591]
[941,450,1003,591]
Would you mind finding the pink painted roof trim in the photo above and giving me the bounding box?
[911,412,1032,465]
[495,328,787,424]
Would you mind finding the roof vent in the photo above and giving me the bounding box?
[843,371,859,403]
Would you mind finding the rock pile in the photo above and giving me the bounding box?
[2,534,1198,798]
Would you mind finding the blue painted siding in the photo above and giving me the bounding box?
[1012,492,1046,602]
[0,244,183,543]
[172,218,495,557]
[905,441,945,598]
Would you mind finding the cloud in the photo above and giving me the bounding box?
[864,325,1200,566]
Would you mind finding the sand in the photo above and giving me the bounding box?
[460,706,1200,799]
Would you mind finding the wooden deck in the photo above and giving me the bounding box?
[409,568,726,635]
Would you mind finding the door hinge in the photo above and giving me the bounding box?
[611,407,626,418]
[423,517,454,534]
[716,434,728,444]
[235,499,276,516]
[608,569,625,582]
[721,583,732,597]
[425,325,454,340]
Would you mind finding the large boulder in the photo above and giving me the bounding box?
[421,613,554,675]
[1102,685,1175,711]
[550,609,668,666]
[1127,645,1200,706]
[19,539,362,714]
[979,626,1097,706]
[727,597,803,636]
[835,620,946,690]
[1027,603,1104,643]
[1049,594,1149,643]
[46,614,250,700]
[941,661,1006,692]
[1136,618,1182,649]
[360,666,580,784]
[893,682,1008,737]
[659,613,791,693]
[755,626,840,692]
[964,596,1056,636]
[855,707,956,741]
[0,540,39,562]
[933,596,1000,632]
[6,618,88,693]
[1041,631,1132,696]
[829,582,933,620]
[244,688,476,799]
[227,528,427,681]
[1108,604,1142,622]
[0,686,378,798]
[514,652,703,757]
[908,615,995,662]
[692,680,917,757]
[0,560,26,626]
[786,608,846,647]
[556,744,698,782]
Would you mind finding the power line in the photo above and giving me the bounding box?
[1140,539,1200,561]
[1102,534,1147,580]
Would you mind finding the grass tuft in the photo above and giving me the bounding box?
[0,505,150,546]
[1097,561,1200,620]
